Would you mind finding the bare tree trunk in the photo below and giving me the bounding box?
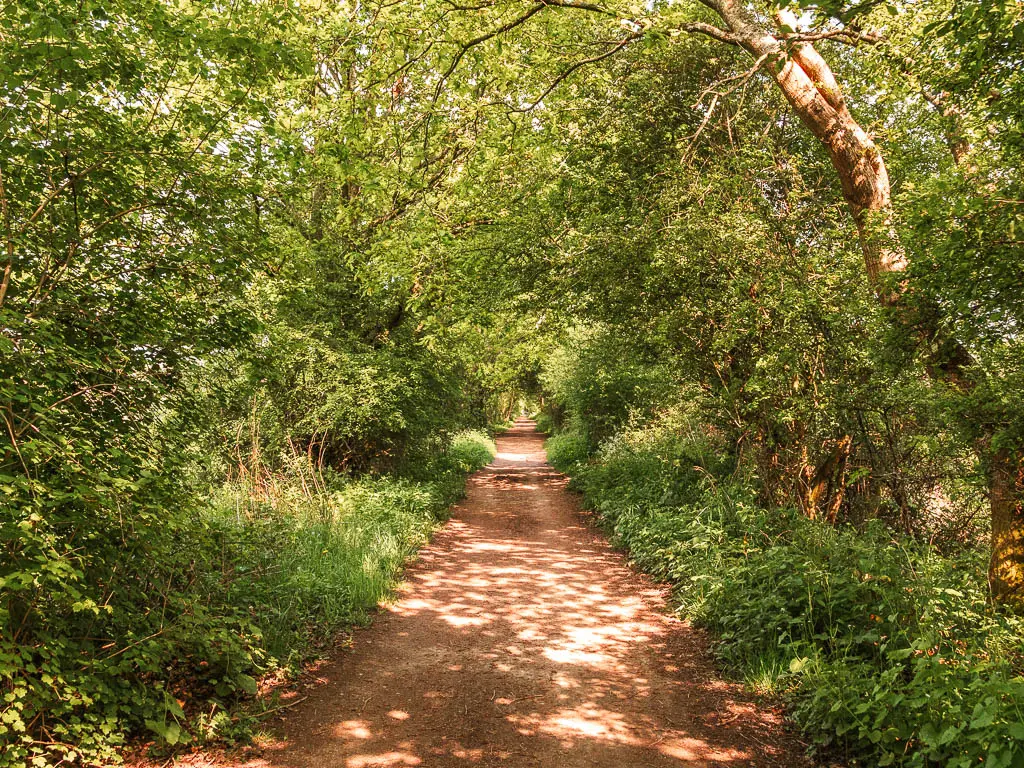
[706,3,905,286]
[798,435,853,522]
[701,0,1024,603]
[990,449,1024,603]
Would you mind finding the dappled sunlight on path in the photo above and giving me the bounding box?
[223,420,807,768]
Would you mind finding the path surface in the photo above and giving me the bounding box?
[232,420,809,768]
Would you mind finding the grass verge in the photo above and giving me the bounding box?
[0,431,495,767]
[196,429,498,736]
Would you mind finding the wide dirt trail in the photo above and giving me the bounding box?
[239,420,808,768]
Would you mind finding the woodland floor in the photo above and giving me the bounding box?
[184,419,811,768]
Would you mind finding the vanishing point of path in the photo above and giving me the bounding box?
[229,420,810,768]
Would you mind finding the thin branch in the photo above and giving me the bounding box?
[92,629,166,666]
[430,0,631,108]
[683,52,772,160]
[511,32,643,112]
[2,407,32,483]
[537,0,618,18]
[432,3,548,107]
[783,27,883,45]
[449,217,497,234]
[18,159,109,234]
[81,202,169,242]
[442,0,496,10]
[39,385,119,421]
[692,51,771,108]
[676,20,742,46]
[683,93,720,161]
[256,696,309,719]
[0,163,12,309]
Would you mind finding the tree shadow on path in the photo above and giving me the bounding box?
[227,420,811,768]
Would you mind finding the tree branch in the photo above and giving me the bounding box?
[433,2,548,107]
[510,32,643,112]
[537,0,619,19]
[676,20,741,46]
[783,27,883,45]
[692,51,771,108]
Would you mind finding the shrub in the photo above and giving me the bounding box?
[446,431,498,473]
[0,433,492,767]
[539,328,679,446]
[545,427,591,469]
[533,412,557,435]
[558,426,1024,768]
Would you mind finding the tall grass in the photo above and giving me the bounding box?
[207,430,496,661]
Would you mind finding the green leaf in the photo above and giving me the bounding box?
[235,673,258,696]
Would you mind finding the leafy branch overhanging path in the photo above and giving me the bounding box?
[215,420,808,768]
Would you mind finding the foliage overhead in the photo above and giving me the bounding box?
[1,0,1022,764]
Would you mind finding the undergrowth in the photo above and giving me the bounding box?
[547,425,1024,768]
[0,431,494,767]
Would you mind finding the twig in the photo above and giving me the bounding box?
[511,33,643,113]
[257,696,308,719]
[692,52,771,109]
[684,52,771,160]
[92,629,165,666]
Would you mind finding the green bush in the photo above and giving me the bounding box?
[0,433,492,767]
[544,427,591,469]
[539,328,679,446]
[557,428,1024,768]
[446,431,498,473]
[533,412,557,435]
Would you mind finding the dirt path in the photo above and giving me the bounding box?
[229,419,809,768]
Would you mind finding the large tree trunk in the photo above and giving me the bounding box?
[700,3,906,286]
[990,449,1024,603]
[701,0,1024,603]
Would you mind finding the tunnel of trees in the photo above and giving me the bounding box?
[1,0,1023,765]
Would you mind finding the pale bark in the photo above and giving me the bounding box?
[701,2,905,287]
[694,0,1024,603]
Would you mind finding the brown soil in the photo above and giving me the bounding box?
[202,419,811,768]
